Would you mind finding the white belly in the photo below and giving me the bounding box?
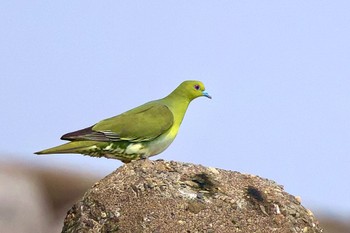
[147,133,176,157]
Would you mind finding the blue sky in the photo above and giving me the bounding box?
[1,1,349,218]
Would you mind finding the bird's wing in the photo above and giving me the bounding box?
[61,104,174,142]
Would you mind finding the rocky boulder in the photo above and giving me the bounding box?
[62,159,323,233]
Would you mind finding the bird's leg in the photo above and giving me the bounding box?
[140,154,150,161]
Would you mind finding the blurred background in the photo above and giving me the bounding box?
[1,1,349,232]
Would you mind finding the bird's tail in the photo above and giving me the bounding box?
[35,141,103,155]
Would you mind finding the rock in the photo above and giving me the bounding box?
[62,160,323,233]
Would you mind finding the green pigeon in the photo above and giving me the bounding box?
[35,80,211,163]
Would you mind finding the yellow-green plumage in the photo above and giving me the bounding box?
[35,80,211,163]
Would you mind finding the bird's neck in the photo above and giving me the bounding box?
[162,93,192,126]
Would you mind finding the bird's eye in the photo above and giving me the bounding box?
[194,84,200,90]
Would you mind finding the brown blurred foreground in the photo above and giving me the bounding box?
[0,159,99,233]
[0,158,348,233]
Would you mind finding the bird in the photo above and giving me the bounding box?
[35,80,211,163]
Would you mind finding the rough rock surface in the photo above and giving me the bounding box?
[62,159,323,233]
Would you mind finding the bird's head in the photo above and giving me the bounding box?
[175,80,212,101]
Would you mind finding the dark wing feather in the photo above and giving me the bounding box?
[60,125,108,141]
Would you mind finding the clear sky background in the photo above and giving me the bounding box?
[1,1,349,218]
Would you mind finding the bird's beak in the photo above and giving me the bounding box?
[202,91,212,99]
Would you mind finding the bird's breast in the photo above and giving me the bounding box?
[147,129,178,156]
